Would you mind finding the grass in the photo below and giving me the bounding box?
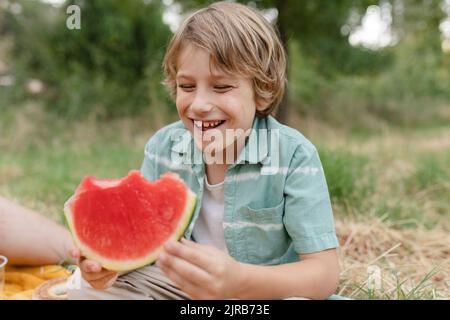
[0,142,144,223]
[298,114,450,231]
[347,266,443,300]
[1,104,449,299]
[336,217,449,299]
[317,147,373,210]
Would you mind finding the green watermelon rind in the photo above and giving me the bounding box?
[64,178,197,272]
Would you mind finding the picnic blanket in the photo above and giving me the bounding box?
[0,265,71,300]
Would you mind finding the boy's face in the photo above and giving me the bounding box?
[175,44,257,162]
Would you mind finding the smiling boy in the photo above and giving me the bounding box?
[68,1,341,300]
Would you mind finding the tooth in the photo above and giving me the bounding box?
[194,120,202,128]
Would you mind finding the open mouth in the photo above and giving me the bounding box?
[192,120,226,132]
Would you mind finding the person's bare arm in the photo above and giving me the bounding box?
[158,238,340,300]
[234,249,340,299]
[0,196,75,265]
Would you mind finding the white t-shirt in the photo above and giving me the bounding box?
[192,176,228,253]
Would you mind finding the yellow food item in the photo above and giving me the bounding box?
[7,265,69,280]
[0,265,71,300]
[8,290,34,300]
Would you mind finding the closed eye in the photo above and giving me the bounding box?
[214,85,233,92]
[177,85,234,93]
[178,85,195,92]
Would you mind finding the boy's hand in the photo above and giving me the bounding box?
[157,238,245,299]
[70,248,119,290]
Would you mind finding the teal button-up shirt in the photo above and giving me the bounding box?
[140,115,339,265]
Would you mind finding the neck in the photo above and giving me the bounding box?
[205,162,227,185]
[204,136,247,184]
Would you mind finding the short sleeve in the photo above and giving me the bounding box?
[283,143,339,254]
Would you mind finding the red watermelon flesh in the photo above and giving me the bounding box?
[64,170,196,271]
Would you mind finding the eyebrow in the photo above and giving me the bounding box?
[176,73,234,81]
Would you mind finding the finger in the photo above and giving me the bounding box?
[180,238,205,248]
[181,238,218,254]
[88,273,118,290]
[164,240,217,274]
[159,262,203,299]
[80,259,103,273]
[70,249,82,265]
[83,270,118,282]
[70,248,81,259]
[158,250,211,287]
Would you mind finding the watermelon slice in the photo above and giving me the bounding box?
[64,170,197,272]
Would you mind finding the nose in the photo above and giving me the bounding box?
[190,89,214,114]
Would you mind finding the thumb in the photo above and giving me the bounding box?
[83,259,102,273]
[70,248,81,264]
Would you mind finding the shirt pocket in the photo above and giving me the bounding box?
[237,198,291,265]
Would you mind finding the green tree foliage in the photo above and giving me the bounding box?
[180,0,389,74]
[388,0,450,98]
[2,0,171,118]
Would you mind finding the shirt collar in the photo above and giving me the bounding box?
[235,116,269,165]
[170,127,192,155]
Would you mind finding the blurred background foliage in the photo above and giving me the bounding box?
[0,0,449,128]
[0,0,172,118]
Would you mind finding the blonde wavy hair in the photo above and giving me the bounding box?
[162,1,287,117]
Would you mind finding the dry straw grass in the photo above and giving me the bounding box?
[336,217,450,299]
